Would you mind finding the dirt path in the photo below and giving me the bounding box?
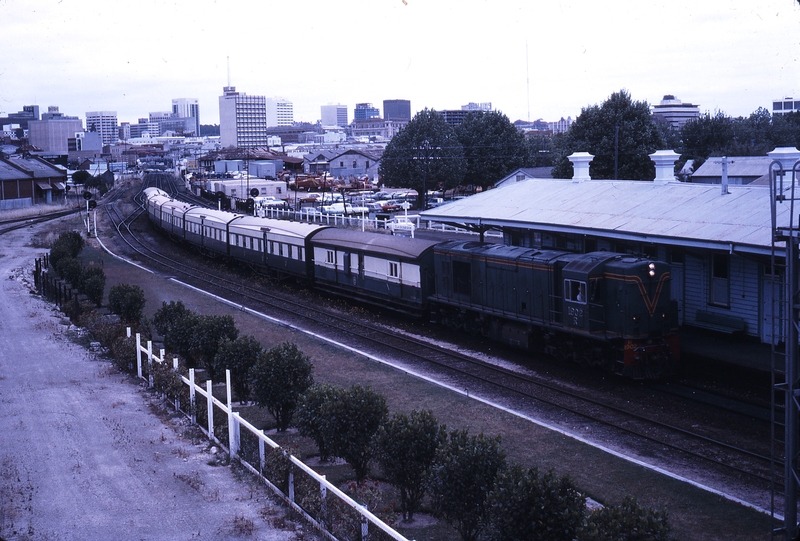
[0,222,306,540]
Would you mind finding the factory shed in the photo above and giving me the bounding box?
[422,148,800,349]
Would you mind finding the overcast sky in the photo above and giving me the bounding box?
[1,0,799,127]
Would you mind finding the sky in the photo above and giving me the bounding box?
[1,0,799,127]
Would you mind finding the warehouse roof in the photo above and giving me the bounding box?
[422,177,794,256]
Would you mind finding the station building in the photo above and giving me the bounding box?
[421,148,800,352]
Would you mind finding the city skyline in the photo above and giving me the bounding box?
[1,0,799,127]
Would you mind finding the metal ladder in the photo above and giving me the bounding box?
[770,160,800,539]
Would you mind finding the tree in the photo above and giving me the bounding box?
[151,301,199,361]
[455,110,529,191]
[107,283,145,323]
[580,495,671,541]
[249,342,314,429]
[374,409,446,522]
[296,383,345,461]
[213,335,263,403]
[483,464,585,541]
[378,109,466,209]
[81,267,106,307]
[428,429,506,541]
[551,90,665,181]
[71,170,91,186]
[191,314,239,379]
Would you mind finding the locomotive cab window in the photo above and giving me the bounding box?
[564,279,587,304]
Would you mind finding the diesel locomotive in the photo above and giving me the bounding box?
[143,187,679,378]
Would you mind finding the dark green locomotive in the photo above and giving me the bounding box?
[430,241,679,379]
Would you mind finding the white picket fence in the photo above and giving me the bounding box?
[131,330,409,541]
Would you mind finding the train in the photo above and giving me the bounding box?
[143,187,680,379]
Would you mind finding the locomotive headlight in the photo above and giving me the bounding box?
[648,263,656,277]
[632,315,640,322]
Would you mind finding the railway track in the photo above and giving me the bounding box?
[101,177,778,514]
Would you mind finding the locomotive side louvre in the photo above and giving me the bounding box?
[308,228,439,314]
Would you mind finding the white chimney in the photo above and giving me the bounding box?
[649,150,680,184]
[568,152,593,182]
[767,147,800,180]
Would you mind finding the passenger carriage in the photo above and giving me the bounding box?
[183,207,237,256]
[227,215,328,279]
[308,229,439,314]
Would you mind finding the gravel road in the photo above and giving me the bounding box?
[0,222,307,541]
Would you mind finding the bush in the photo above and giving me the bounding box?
[250,342,314,430]
[296,383,345,461]
[109,334,138,373]
[55,256,83,285]
[212,335,263,403]
[483,464,585,541]
[52,230,85,258]
[580,496,671,541]
[81,268,106,307]
[108,284,146,323]
[152,301,198,359]
[374,409,446,522]
[191,314,238,379]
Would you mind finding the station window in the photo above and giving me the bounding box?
[710,254,730,307]
[564,279,587,304]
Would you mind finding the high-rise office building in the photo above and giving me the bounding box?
[28,106,82,153]
[383,99,411,121]
[773,97,800,116]
[219,86,268,148]
[354,103,380,121]
[85,111,118,145]
[267,97,293,127]
[651,95,700,129]
[172,98,200,136]
[321,104,348,128]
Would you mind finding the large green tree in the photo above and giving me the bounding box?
[455,110,529,191]
[250,342,314,430]
[552,90,665,181]
[191,314,239,379]
[374,409,447,522]
[428,429,506,541]
[378,109,466,209]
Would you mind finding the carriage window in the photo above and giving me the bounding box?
[388,262,399,278]
[564,279,587,304]
[327,250,335,264]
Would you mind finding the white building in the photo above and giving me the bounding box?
[267,97,293,127]
[219,86,268,148]
[172,98,200,136]
[320,104,348,128]
[651,95,700,129]
[85,111,118,145]
[773,97,800,116]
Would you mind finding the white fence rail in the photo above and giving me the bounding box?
[132,330,409,541]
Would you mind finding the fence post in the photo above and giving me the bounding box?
[206,379,214,440]
[361,514,369,541]
[288,460,295,503]
[189,368,196,424]
[320,475,328,530]
[147,341,154,388]
[136,333,142,379]
[230,412,241,459]
[259,430,266,474]
[173,357,180,410]
[226,370,237,458]
[126,327,131,338]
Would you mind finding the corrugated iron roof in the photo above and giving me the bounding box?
[691,156,772,179]
[421,178,794,255]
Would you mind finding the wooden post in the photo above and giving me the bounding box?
[136,333,142,379]
[189,369,196,424]
[206,379,214,440]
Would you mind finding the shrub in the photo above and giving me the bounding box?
[53,230,84,258]
[108,284,146,323]
[296,383,345,461]
[428,429,507,541]
[192,314,239,379]
[250,342,313,430]
[374,409,446,522]
[580,496,671,541]
[212,335,263,403]
[55,256,83,285]
[82,269,106,307]
[483,464,585,541]
[109,334,138,373]
[152,301,198,359]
